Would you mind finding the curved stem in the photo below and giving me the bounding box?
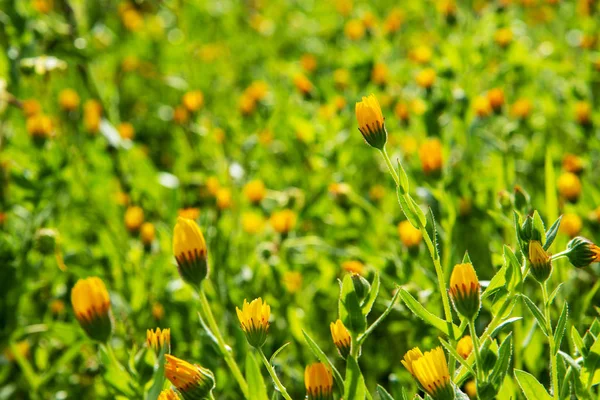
[468,320,485,384]
[541,282,559,399]
[197,288,249,397]
[258,348,293,400]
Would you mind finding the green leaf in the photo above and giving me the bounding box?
[514,369,553,400]
[572,326,585,357]
[408,195,427,228]
[302,330,344,392]
[462,251,472,264]
[362,272,380,317]
[547,283,564,306]
[482,264,507,300]
[429,208,441,261]
[245,352,269,400]
[544,215,562,251]
[532,210,546,244]
[338,275,367,334]
[439,338,475,377]
[555,303,569,352]
[146,345,167,400]
[490,317,522,339]
[490,333,513,387]
[397,190,421,229]
[521,295,549,337]
[398,289,461,337]
[396,159,409,195]
[376,385,395,400]
[545,149,559,234]
[269,342,291,365]
[503,245,522,291]
[344,356,367,400]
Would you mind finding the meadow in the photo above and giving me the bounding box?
[1,0,600,399]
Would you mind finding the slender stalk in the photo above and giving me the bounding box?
[468,320,485,384]
[357,289,401,345]
[541,282,559,400]
[197,288,249,397]
[258,348,293,400]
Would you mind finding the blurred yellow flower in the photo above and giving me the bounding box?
[342,260,365,275]
[449,263,481,319]
[301,54,317,73]
[457,335,473,359]
[335,0,353,16]
[236,298,270,348]
[205,177,220,196]
[334,68,350,89]
[243,179,266,204]
[419,138,443,175]
[165,355,215,398]
[411,98,428,115]
[4,340,31,362]
[293,74,313,95]
[344,19,365,40]
[394,101,409,123]
[242,212,265,234]
[182,90,204,112]
[473,95,492,117]
[178,207,200,220]
[140,222,155,246]
[416,68,436,89]
[557,172,581,202]
[152,303,165,320]
[494,27,513,47]
[465,380,477,399]
[560,213,582,238]
[362,11,377,29]
[118,122,135,140]
[398,220,422,248]
[330,319,351,359]
[120,7,144,32]
[173,217,208,287]
[510,98,532,119]
[270,209,297,234]
[158,388,179,400]
[371,62,389,85]
[173,105,189,125]
[50,299,65,315]
[410,46,433,64]
[384,8,404,34]
[26,114,53,140]
[147,327,171,354]
[403,347,453,399]
[305,363,333,400]
[32,0,53,13]
[22,99,41,117]
[562,154,583,174]
[246,81,269,102]
[84,99,102,133]
[487,88,505,112]
[216,188,232,210]
[369,184,386,201]
[282,271,302,293]
[575,101,592,125]
[71,277,112,342]
[58,88,80,111]
[355,94,387,150]
[125,206,144,232]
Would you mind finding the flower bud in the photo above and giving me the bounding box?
[402,347,454,400]
[35,228,58,255]
[305,363,333,400]
[355,94,387,150]
[566,237,600,268]
[330,319,351,359]
[528,240,552,282]
[236,298,270,348]
[456,335,473,359]
[146,328,171,355]
[449,263,481,320]
[71,277,113,342]
[173,217,209,288]
[165,355,215,399]
[351,273,371,303]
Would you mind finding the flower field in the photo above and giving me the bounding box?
[2,0,600,399]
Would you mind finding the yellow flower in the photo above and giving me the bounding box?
[305,363,333,400]
[465,380,477,399]
[22,99,41,117]
[282,271,302,293]
[173,106,189,125]
[147,328,171,355]
[178,207,200,220]
[457,335,473,359]
[58,88,80,111]
[244,180,266,204]
[216,188,232,210]
[494,27,513,47]
[419,138,443,175]
[71,277,112,342]
[566,237,600,268]
[473,96,491,117]
[344,19,365,40]
[239,93,256,115]
[205,177,220,196]
[32,0,53,13]
[118,122,135,140]
[301,54,318,73]
[409,46,433,64]
[416,68,436,89]
[510,98,532,119]
[560,213,582,238]
[330,319,351,359]
[449,263,481,319]
[557,172,581,202]
[487,88,505,112]
[165,354,215,398]
[84,99,102,133]
[125,206,144,232]
[384,8,404,34]
[26,114,54,141]
[369,184,386,201]
[152,303,165,320]
[528,240,552,282]
[293,74,313,95]
[157,388,179,400]
[140,222,155,246]
[575,101,592,125]
[242,212,265,234]
[182,90,204,112]
[562,154,583,175]
[4,340,31,362]
[342,260,365,275]
[403,347,453,400]
[270,209,297,234]
[173,217,208,288]
[355,94,387,150]
[50,299,65,315]
[398,220,423,248]
[335,0,353,16]
[333,68,350,89]
[395,101,410,122]
[236,298,270,348]
[246,81,269,101]
[371,62,389,85]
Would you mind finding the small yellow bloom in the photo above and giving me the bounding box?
[510,98,532,119]
[140,222,155,246]
[344,19,365,40]
[416,68,436,89]
[173,217,208,288]
[165,354,215,398]
[487,88,505,112]
[473,96,492,117]
[216,188,232,210]
[4,340,31,362]
[371,62,389,85]
[403,347,453,400]
[355,94,387,150]
[118,122,135,140]
[335,0,353,16]
[50,299,65,315]
[301,54,318,73]
[333,68,350,89]
[26,114,54,140]
[22,99,41,117]
[449,263,481,319]
[270,209,297,234]
[560,213,582,238]
[242,212,265,234]
[409,46,433,64]
[529,240,552,282]
[562,154,583,174]
[125,206,144,232]
[575,101,592,125]
[205,177,220,196]
[58,88,80,111]
[395,101,410,122]
[342,260,365,275]
[147,328,171,355]
[71,277,112,342]
[383,8,404,34]
[84,100,102,133]
[182,90,204,112]
[369,184,386,201]
[330,319,351,359]
[236,298,271,348]
[557,172,582,202]
[173,106,189,125]
[157,388,179,400]
[178,207,200,220]
[244,180,266,204]
[293,74,313,95]
[398,221,423,248]
[32,0,53,13]
[246,81,269,102]
[494,27,513,47]
[465,380,477,399]
[152,303,165,320]
[457,335,473,359]
[567,237,600,268]
[282,271,302,293]
[419,138,443,175]
[305,363,333,400]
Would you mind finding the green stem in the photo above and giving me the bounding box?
[468,320,485,384]
[380,147,400,185]
[541,282,559,400]
[198,288,249,397]
[258,348,293,400]
[357,288,401,345]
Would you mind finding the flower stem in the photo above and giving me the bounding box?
[541,282,559,400]
[258,348,293,400]
[198,288,249,397]
[468,319,485,384]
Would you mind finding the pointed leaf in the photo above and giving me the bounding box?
[521,295,549,337]
[377,385,395,400]
[490,333,513,386]
[302,330,344,392]
[362,272,380,316]
[398,289,461,337]
[544,216,562,251]
[515,369,553,400]
[246,353,269,400]
[555,303,569,352]
[344,356,367,400]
